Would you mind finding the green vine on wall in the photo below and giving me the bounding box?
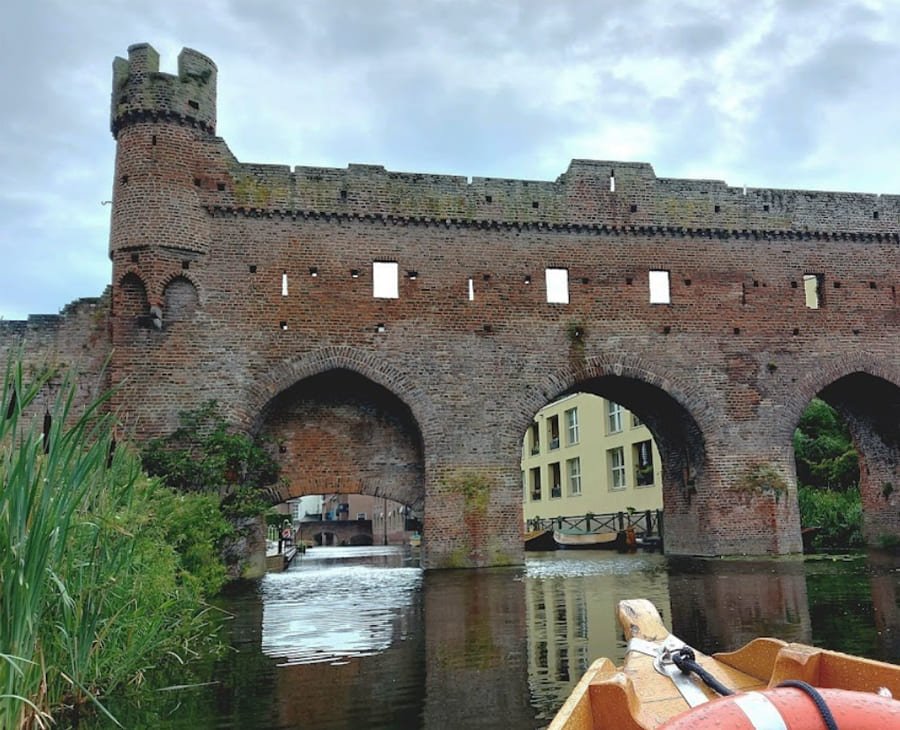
[734,462,788,501]
[445,470,492,515]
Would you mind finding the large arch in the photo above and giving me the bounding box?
[517,355,713,554]
[256,367,426,512]
[787,357,900,543]
[245,346,438,444]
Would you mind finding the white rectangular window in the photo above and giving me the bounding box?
[607,401,623,434]
[609,447,626,490]
[282,271,288,296]
[567,457,582,496]
[649,270,670,304]
[468,277,474,301]
[545,267,569,304]
[373,261,399,298]
[565,407,579,445]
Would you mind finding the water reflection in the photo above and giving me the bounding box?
[666,555,812,653]
[523,551,671,720]
[422,567,535,728]
[262,547,422,666]
[81,547,899,729]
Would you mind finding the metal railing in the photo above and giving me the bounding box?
[526,509,664,540]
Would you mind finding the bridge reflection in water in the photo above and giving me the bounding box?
[85,546,900,729]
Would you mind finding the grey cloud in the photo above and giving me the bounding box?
[4,0,900,318]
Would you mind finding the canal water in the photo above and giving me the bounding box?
[94,546,899,729]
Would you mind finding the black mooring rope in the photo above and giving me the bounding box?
[670,646,734,697]
[670,648,840,730]
[777,680,840,730]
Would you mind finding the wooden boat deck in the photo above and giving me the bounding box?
[550,598,900,729]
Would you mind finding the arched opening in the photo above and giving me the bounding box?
[163,276,198,324]
[257,368,426,546]
[795,372,900,549]
[115,272,149,335]
[521,375,706,552]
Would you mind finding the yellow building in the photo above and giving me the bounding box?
[521,393,662,525]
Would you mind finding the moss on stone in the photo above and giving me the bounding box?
[444,470,491,515]
[735,462,788,501]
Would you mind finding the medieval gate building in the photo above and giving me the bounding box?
[3,43,899,568]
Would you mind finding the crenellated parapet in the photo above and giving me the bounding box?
[208,157,900,236]
[111,43,217,138]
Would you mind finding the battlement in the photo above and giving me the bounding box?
[111,43,217,137]
[206,154,899,235]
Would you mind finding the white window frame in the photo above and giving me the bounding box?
[565,407,579,445]
[609,447,626,490]
[567,457,582,496]
[607,401,623,434]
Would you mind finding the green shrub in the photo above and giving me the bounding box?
[798,484,864,549]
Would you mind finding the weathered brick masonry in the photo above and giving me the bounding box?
[3,43,899,568]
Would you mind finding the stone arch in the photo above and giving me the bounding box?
[250,350,432,512]
[778,353,900,442]
[514,354,718,440]
[780,354,900,543]
[162,275,199,324]
[114,271,149,336]
[514,354,718,554]
[517,355,714,487]
[246,346,437,446]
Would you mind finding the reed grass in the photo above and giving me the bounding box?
[0,359,227,728]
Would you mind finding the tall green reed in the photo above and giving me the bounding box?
[0,359,226,728]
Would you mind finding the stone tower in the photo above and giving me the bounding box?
[108,43,217,334]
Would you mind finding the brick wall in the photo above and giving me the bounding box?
[2,43,898,569]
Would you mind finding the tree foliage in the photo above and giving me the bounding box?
[793,399,863,548]
[793,398,858,492]
[141,400,279,520]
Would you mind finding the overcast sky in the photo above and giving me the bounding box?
[2,0,900,320]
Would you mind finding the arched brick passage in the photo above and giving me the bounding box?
[559,375,707,509]
[816,373,900,542]
[520,355,713,483]
[779,357,900,544]
[258,369,425,511]
[518,359,711,554]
